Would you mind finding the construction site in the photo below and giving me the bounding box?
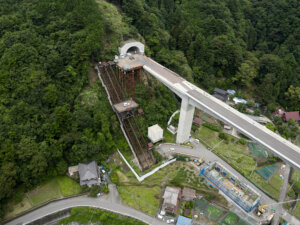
[96,61,155,171]
[200,161,261,213]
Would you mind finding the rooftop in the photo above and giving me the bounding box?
[163,186,181,206]
[176,215,192,225]
[214,88,228,96]
[182,187,196,199]
[78,161,99,186]
[284,111,300,121]
[113,99,138,113]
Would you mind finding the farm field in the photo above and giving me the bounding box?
[4,176,82,219]
[110,155,227,216]
[195,125,284,200]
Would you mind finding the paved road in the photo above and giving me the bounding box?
[187,89,300,171]
[158,143,300,225]
[117,54,300,171]
[7,184,166,225]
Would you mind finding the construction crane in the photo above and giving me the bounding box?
[256,198,300,216]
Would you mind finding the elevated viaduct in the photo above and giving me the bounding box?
[117,40,300,225]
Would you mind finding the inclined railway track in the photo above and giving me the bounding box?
[98,63,154,170]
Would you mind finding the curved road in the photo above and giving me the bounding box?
[7,184,166,225]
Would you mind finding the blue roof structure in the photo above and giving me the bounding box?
[176,215,192,225]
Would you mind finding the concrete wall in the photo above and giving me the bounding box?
[176,98,195,143]
[119,41,145,55]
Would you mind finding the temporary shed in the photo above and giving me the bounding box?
[233,97,247,105]
[68,165,79,176]
[182,187,196,201]
[148,124,163,143]
[176,216,192,225]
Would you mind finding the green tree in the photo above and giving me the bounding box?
[285,85,300,111]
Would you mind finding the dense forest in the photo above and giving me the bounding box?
[0,0,300,221]
[0,0,122,218]
[111,0,300,111]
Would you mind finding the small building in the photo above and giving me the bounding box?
[273,108,285,117]
[148,142,153,149]
[223,124,232,130]
[113,99,138,120]
[148,124,164,143]
[68,165,79,176]
[213,88,229,102]
[233,97,247,105]
[282,111,300,122]
[176,215,192,225]
[78,161,100,187]
[138,108,144,116]
[162,186,181,214]
[182,187,196,201]
[193,117,203,126]
[227,89,236,95]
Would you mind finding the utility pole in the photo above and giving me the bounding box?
[250,163,257,177]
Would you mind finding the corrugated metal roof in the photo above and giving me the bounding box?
[176,215,192,225]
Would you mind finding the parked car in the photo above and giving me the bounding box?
[166,219,175,223]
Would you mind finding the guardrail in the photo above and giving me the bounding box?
[1,192,88,225]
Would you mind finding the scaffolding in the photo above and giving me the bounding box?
[97,62,155,171]
[200,162,260,213]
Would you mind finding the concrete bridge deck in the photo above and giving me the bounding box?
[117,54,300,171]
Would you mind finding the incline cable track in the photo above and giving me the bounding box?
[98,63,154,170]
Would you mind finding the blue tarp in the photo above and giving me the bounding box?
[176,216,192,225]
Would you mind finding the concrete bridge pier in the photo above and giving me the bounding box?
[176,98,195,143]
[272,164,291,225]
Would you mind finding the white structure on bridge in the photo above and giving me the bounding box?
[119,39,145,56]
[116,41,300,172]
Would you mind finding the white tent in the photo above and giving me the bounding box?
[148,124,163,143]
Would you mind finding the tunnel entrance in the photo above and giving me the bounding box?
[127,46,140,54]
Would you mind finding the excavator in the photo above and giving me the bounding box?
[256,198,300,217]
[194,156,205,166]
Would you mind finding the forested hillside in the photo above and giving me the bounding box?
[0,0,123,217]
[1,0,300,220]
[112,0,300,111]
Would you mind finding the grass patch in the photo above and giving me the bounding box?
[28,178,62,205]
[4,176,82,219]
[219,212,238,225]
[113,161,227,216]
[55,176,82,197]
[195,126,222,148]
[59,207,147,225]
[4,196,32,219]
[196,124,283,200]
[291,201,300,220]
[164,129,176,143]
[118,186,160,216]
[205,204,223,222]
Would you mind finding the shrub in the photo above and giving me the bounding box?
[288,189,296,198]
[203,122,221,132]
[154,150,162,162]
[101,185,109,194]
[110,171,119,184]
[218,132,228,140]
[238,138,247,145]
[236,157,243,163]
[89,186,101,197]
